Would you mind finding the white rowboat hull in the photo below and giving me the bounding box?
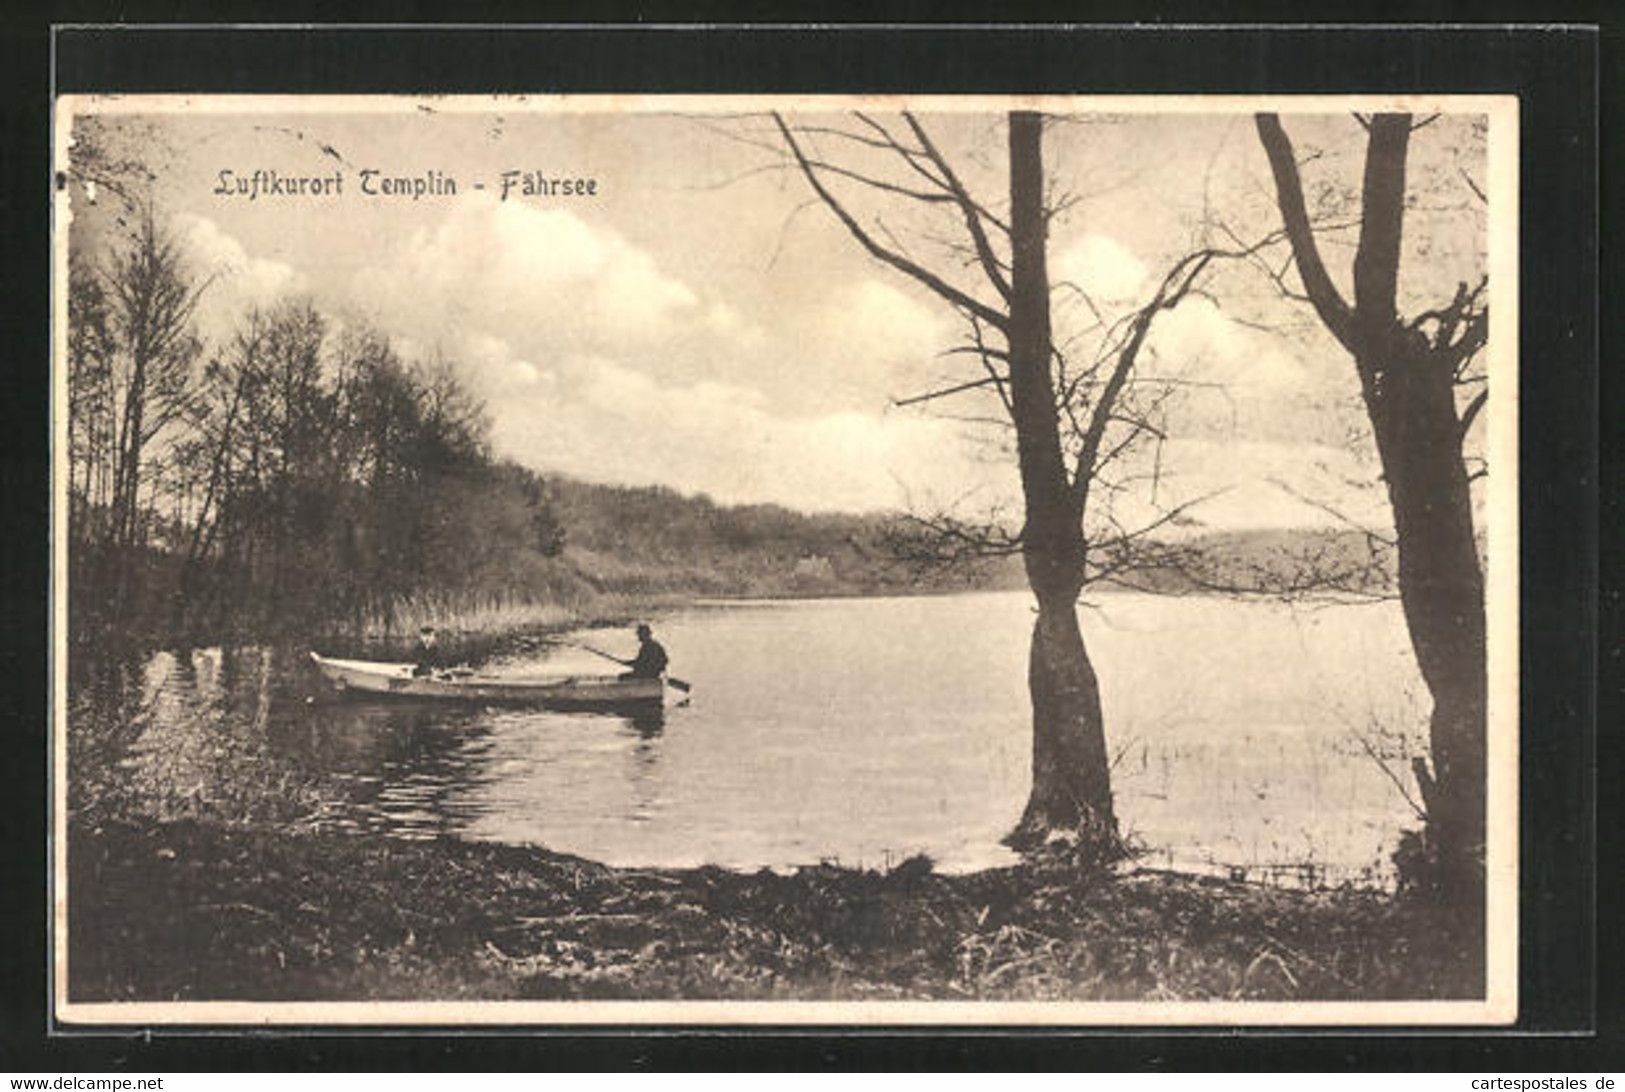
[309,652,664,708]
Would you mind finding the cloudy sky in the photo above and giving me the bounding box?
[63,99,1491,534]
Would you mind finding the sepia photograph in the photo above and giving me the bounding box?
[51,93,1518,1025]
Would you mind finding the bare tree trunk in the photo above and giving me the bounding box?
[1257,113,1486,893]
[1004,111,1119,854]
[109,348,147,621]
[1352,117,1487,893]
[772,108,1125,859]
[175,381,246,633]
[1014,590,1118,850]
[1365,339,1487,891]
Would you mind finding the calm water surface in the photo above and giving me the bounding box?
[95,592,1428,885]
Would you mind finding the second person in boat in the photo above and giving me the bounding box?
[411,625,442,677]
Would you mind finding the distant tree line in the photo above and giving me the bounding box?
[544,479,980,598]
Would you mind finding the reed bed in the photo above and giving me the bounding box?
[310,586,698,667]
[367,595,583,642]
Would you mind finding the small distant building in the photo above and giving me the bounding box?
[792,554,835,582]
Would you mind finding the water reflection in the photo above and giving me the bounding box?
[264,687,670,844]
[273,700,490,839]
[94,644,676,846]
[623,707,665,825]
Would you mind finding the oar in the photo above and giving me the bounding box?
[569,641,693,693]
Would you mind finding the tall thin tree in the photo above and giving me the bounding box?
[99,208,206,616]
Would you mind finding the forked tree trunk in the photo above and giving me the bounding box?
[1353,118,1487,894]
[1257,113,1487,894]
[1003,111,1120,855]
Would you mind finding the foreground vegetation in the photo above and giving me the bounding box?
[69,817,1481,1004]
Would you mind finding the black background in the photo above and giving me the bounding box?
[1,9,1608,1072]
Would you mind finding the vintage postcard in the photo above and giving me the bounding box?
[52,92,1518,1025]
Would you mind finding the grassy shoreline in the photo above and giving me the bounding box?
[68,817,1483,1005]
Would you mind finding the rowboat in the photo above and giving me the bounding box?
[308,652,664,708]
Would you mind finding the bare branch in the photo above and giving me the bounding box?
[1051,279,1109,333]
[793,154,959,207]
[893,373,1010,409]
[773,112,1009,332]
[902,112,1012,301]
[1116,531,1398,604]
[1409,276,1490,382]
[765,197,823,271]
[938,344,1010,363]
[1070,246,1226,504]
[852,112,955,194]
[1265,475,1397,548]
[880,510,1025,574]
[1256,115,1361,352]
[970,315,1014,416]
[1458,390,1488,443]
[1458,166,1488,205]
[1353,728,1428,820]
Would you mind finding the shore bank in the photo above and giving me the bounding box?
[67,818,1483,1005]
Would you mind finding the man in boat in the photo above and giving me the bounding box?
[620,623,669,680]
[411,625,442,677]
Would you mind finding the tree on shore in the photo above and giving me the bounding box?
[164,302,502,635]
[67,231,559,642]
[771,111,1258,857]
[66,263,115,541]
[71,210,207,623]
[1254,113,1489,894]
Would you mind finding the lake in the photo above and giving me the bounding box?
[85,591,1429,888]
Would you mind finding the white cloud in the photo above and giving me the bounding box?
[329,203,977,506]
[509,360,544,386]
[428,270,1363,528]
[1146,298,1307,397]
[349,194,699,356]
[1053,233,1149,304]
[481,345,1384,531]
[844,279,948,361]
[480,342,547,391]
[490,354,1005,513]
[761,277,956,413]
[172,214,307,339]
[1048,233,1307,406]
[702,301,765,347]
